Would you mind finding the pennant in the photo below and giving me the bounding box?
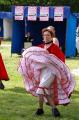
[15,6,24,20]
[28,6,37,21]
[54,7,64,21]
[40,6,49,21]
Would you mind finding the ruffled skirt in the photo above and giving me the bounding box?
[18,47,76,105]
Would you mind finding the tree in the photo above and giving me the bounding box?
[0,0,79,12]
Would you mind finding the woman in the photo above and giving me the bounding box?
[0,53,9,89]
[18,28,75,117]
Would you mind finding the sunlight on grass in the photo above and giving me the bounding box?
[0,41,79,120]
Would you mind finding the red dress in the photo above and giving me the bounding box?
[38,43,66,105]
[0,53,9,81]
[38,43,65,63]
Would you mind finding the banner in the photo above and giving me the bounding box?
[54,7,64,21]
[15,6,24,20]
[28,6,37,21]
[40,7,49,21]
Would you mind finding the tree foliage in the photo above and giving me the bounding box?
[0,0,79,12]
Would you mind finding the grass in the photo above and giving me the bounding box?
[0,41,79,120]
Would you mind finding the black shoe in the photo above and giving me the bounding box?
[52,107,60,117]
[46,102,50,106]
[35,108,44,115]
[0,81,5,89]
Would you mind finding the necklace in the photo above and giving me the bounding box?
[45,41,53,44]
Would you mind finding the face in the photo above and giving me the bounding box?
[42,31,52,43]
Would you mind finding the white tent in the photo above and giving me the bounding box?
[3,18,12,39]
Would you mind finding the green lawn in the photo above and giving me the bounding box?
[0,41,79,120]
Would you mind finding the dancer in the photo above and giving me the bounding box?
[18,28,75,117]
[0,53,9,89]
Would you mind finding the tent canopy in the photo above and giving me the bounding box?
[11,6,76,57]
[0,12,12,19]
[74,13,79,18]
